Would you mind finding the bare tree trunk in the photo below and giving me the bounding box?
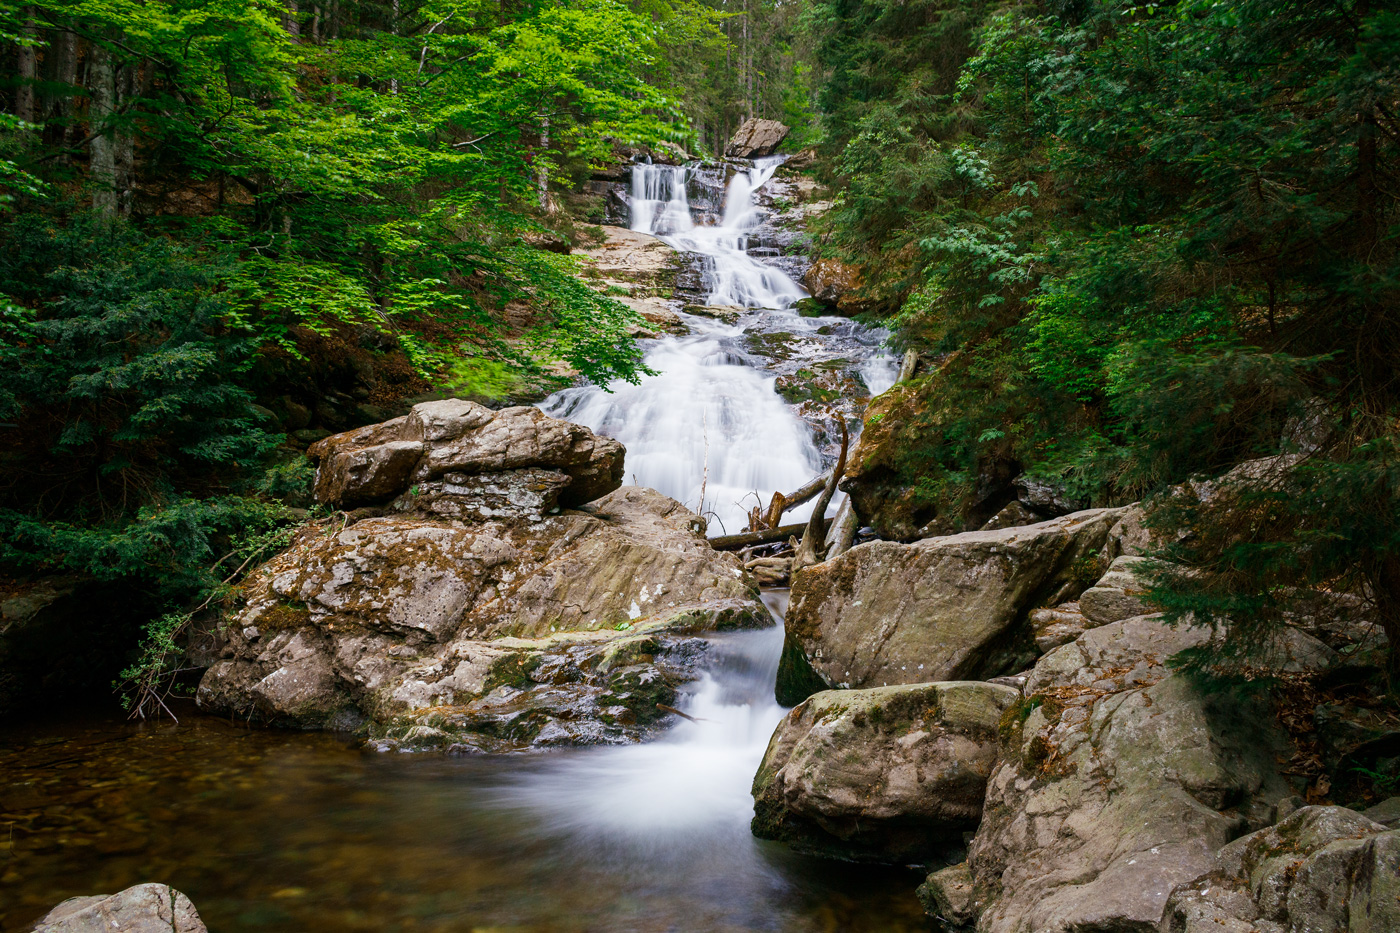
[537,111,550,211]
[284,0,301,36]
[115,62,135,215]
[388,0,398,93]
[15,7,36,123]
[89,38,118,216]
[824,497,858,561]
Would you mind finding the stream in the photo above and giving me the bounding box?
[0,158,926,932]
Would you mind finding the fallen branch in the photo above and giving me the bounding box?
[710,522,808,550]
[657,703,709,723]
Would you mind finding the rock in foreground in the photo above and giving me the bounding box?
[752,681,1018,861]
[32,884,206,933]
[959,615,1294,933]
[777,507,1128,704]
[1162,805,1399,933]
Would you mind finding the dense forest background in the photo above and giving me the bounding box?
[1,0,1397,705]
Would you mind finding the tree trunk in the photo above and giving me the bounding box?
[824,497,858,561]
[284,0,301,36]
[537,111,549,211]
[15,7,36,124]
[114,62,135,215]
[89,38,118,216]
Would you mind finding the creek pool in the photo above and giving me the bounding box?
[1,679,931,932]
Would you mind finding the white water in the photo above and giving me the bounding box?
[542,157,826,534]
[498,592,790,843]
[486,167,920,915]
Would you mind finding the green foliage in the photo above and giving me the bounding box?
[0,0,713,709]
[812,0,1400,675]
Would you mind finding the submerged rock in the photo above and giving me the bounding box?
[777,507,1127,705]
[963,614,1294,933]
[751,680,1018,861]
[1161,805,1399,933]
[32,883,207,933]
[198,484,768,751]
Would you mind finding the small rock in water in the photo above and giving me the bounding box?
[32,883,207,933]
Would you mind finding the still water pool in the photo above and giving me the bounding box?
[0,660,931,932]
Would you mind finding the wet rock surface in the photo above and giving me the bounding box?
[31,884,207,933]
[752,681,1018,861]
[197,482,769,752]
[964,614,1295,933]
[777,507,1129,704]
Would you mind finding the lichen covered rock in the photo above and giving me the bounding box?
[307,399,624,508]
[1161,806,1399,933]
[32,883,207,933]
[963,615,1294,933]
[725,118,789,158]
[197,486,768,751]
[752,681,1018,861]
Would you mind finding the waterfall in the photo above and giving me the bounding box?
[542,156,825,535]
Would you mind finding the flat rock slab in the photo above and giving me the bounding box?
[752,681,1018,861]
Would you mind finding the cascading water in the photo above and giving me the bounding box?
[506,157,915,926]
[543,155,880,534]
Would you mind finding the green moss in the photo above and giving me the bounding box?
[482,652,537,693]
[259,599,312,632]
[775,631,831,706]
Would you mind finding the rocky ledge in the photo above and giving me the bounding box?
[776,505,1145,704]
[197,401,769,752]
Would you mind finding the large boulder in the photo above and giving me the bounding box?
[1161,806,1399,933]
[307,399,625,508]
[803,257,870,316]
[31,884,207,933]
[959,614,1295,933]
[197,486,769,751]
[752,681,1018,861]
[725,118,789,158]
[777,507,1128,705]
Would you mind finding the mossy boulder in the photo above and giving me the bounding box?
[752,681,1018,861]
[963,615,1296,933]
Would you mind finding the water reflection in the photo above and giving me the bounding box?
[1,693,929,932]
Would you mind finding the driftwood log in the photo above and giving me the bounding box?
[710,523,808,550]
[792,421,849,574]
